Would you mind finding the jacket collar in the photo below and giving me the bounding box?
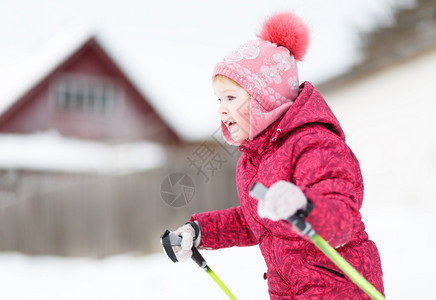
[239,81,344,155]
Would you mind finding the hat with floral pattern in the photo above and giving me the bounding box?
[213,12,310,145]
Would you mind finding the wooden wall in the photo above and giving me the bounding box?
[0,144,241,257]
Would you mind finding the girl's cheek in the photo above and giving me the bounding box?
[243,107,250,119]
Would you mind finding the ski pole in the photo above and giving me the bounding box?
[160,229,237,299]
[249,182,385,300]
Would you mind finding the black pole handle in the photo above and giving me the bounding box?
[160,229,207,269]
[287,214,313,236]
[191,246,207,269]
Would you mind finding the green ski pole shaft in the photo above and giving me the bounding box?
[285,208,386,299]
[309,232,385,300]
[205,266,237,300]
[192,247,237,299]
[250,182,385,300]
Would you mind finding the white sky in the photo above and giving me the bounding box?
[0,0,411,141]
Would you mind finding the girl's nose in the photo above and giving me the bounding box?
[217,102,228,115]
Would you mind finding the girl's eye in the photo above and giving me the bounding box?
[227,96,235,101]
[216,98,221,104]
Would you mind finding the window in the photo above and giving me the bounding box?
[54,74,120,115]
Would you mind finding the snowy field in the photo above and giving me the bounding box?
[1,205,435,300]
[0,246,269,300]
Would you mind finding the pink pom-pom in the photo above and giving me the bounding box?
[258,12,310,61]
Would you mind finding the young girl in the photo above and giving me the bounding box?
[170,12,384,299]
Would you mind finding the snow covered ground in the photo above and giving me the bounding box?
[1,205,435,300]
[0,247,269,300]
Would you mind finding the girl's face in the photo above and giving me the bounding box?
[213,76,251,143]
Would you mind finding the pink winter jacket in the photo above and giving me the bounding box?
[190,82,384,299]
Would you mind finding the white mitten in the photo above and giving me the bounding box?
[171,221,201,262]
[257,180,308,221]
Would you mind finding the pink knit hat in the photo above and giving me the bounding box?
[213,12,310,145]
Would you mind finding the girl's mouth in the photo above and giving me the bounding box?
[225,121,236,128]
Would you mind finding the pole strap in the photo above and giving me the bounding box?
[160,229,179,263]
[160,229,237,299]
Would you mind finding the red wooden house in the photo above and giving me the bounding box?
[0,33,240,256]
[0,35,181,145]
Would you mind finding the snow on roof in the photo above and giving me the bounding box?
[0,23,218,143]
[0,24,95,117]
[0,131,166,174]
[0,23,228,140]
[88,32,222,142]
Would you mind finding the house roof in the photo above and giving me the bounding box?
[0,25,183,143]
[0,25,92,116]
[318,0,436,92]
